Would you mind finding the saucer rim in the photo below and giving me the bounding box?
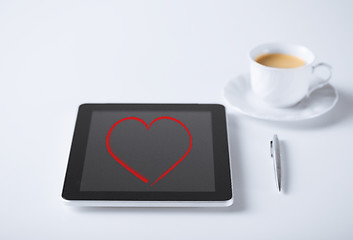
[223,74,339,121]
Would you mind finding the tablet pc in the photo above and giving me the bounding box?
[62,104,233,207]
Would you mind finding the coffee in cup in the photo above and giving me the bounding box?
[249,43,332,108]
[255,53,305,69]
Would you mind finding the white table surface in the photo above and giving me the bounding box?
[1,0,353,239]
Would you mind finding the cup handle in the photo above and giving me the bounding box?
[307,62,332,96]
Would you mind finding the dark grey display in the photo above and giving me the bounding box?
[80,110,215,192]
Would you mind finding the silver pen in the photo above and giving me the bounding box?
[270,135,281,192]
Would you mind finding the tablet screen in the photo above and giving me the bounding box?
[80,110,215,192]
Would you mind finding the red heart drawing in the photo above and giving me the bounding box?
[106,116,192,186]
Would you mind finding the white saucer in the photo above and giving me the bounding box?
[223,74,339,121]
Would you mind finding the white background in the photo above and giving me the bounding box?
[1,0,353,239]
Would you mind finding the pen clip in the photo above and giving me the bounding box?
[270,140,274,158]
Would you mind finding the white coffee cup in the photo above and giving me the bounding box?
[249,43,332,108]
